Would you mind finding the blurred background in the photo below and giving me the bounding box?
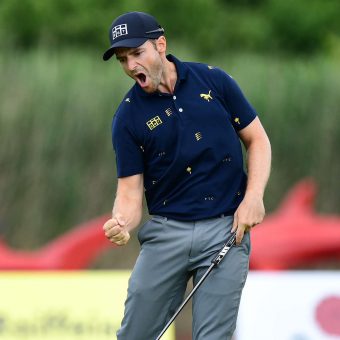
[0,0,340,339]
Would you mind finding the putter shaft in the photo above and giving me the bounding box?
[155,233,237,340]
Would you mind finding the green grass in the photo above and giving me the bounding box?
[0,47,339,249]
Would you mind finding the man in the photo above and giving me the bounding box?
[102,11,271,340]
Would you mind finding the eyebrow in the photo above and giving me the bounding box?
[116,47,144,59]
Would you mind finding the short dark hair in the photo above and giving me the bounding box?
[149,39,158,49]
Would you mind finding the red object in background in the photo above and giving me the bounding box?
[0,178,339,271]
[0,215,113,270]
[250,178,340,270]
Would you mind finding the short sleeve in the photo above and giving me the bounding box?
[217,69,257,131]
[111,113,144,178]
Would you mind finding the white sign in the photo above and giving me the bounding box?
[236,271,340,340]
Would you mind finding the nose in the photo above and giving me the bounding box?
[126,56,137,72]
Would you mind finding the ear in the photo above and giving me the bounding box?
[156,36,167,53]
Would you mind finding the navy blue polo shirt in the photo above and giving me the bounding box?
[112,54,257,221]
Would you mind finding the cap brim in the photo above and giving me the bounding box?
[102,37,148,61]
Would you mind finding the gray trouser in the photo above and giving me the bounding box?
[116,215,250,340]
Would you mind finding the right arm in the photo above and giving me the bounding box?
[103,174,144,246]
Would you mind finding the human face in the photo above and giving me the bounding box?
[115,40,163,93]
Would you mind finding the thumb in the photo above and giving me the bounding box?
[115,214,126,227]
[231,213,238,233]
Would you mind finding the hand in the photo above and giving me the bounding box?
[231,194,265,245]
[103,214,130,246]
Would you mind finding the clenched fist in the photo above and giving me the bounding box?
[103,214,130,246]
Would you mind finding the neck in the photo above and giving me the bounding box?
[158,58,177,94]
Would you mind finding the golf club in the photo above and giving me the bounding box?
[155,232,237,340]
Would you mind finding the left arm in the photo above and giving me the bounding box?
[231,116,272,244]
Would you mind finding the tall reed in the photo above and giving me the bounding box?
[0,48,339,248]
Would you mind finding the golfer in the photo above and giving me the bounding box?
[102,11,271,340]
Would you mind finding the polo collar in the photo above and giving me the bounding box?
[134,54,189,97]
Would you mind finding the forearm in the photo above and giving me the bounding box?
[244,134,271,199]
[103,174,144,245]
[112,194,143,232]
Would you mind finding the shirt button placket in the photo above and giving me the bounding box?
[172,95,184,116]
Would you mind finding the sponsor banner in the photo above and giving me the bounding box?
[236,271,340,340]
[0,271,174,340]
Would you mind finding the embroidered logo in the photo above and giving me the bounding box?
[208,65,214,70]
[125,97,130,102]
[222,156,232,163]
[146,116,163,130]
[195,132,202,141]
[112,24,128,41]
[200,90,213,102]
[204,196,214,201]
[165,108,173,117]
[234,117,240,125]
[186,167,192,174]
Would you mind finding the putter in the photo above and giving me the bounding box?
[155,232,237,340]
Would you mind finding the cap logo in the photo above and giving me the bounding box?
[112,24,128,41]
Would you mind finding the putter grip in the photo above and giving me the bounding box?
[211,233,236,265]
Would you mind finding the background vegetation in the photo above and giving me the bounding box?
[0,0,339,253]
[1,0,340,56]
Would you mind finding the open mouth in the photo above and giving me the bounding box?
[135,72,147,87]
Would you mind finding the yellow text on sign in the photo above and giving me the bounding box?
[0,271,175,340]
